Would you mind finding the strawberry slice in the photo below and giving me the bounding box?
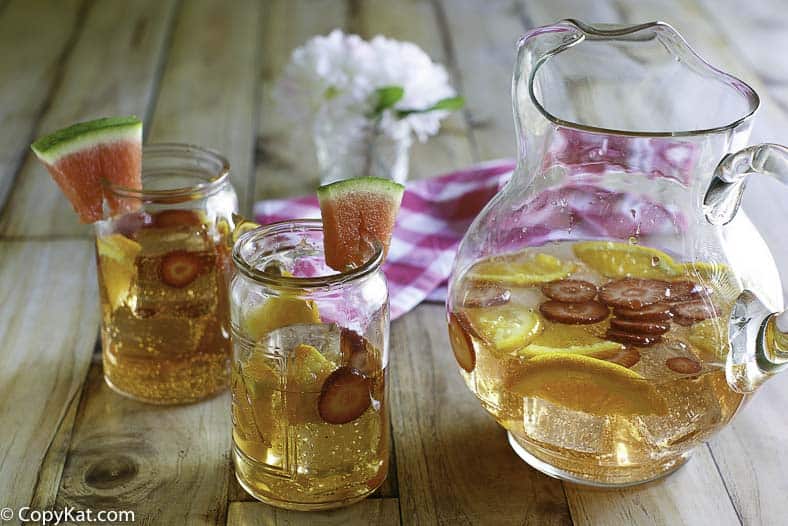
[462,283,511,308]
[606,347,641,368]
[613,302,672,322]
[318,367,372,424]
[541,279,597,303]
[152,209,202,228]
[539,300,609,325]
[340,328,379,376]
[665,280,703,302]
[599,278,669,309]
[159,250,202,288]
[671,300,718,326]
[605,329,661,347]
[448,312,476,372]
[666,356,702,374]
[610,318,670,335]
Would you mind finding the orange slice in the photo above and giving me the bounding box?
[96,233,141,310]
[468,252,574,286]
[243,296,321,340]
[573,241,680,279]
[508,353,666,416]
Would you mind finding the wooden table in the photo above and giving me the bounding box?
[2,1,788,524]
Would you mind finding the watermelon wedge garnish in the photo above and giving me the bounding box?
[31,116,142,223]
[317,177,405,271]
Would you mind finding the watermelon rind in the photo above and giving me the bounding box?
[31,116,142,165]
[317,176,405,203]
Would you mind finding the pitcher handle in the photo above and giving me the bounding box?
[704,144,788,392]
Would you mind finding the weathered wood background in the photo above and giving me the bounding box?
[2,1,787,524]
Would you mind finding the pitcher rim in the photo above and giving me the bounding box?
[526,19,760,138]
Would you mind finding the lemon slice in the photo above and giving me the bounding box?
[509,353,667,416]
[244,296,321,340]
[96,234,142,310]
[468,252,574,285]
[519,323,623,358]
[573,241,680,279]
[465,306,543,352]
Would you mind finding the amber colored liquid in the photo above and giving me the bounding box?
[231,325,388,510]
[450,242,745,485]
[97,220,232,404]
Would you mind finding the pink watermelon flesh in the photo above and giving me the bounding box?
[317,177,405,271]
[32,116,142,223]
[42,140,141,222]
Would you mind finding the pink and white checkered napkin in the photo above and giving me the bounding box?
[253,161,515,320]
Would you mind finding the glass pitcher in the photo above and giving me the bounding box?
[446,19,788,487]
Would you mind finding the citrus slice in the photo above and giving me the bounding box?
[287,343,333,388]
[573,241,680,279]
[317,177,405,271]
[243,296,321,340]
[509,353,666,415]
[519,323,623,358]
[464,306,542,352]
[96,233,142,310]
[468,253,574,286]
[31,116,142,223]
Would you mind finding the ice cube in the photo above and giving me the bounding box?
[256,323,342,365]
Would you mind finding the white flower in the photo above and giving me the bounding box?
[275,30,459,143]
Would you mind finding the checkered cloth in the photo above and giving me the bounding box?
[254,161,515,319]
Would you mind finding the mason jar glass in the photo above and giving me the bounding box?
[230,219,390,510]
[95,143,238,404]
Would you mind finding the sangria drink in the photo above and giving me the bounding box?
[448,240,745,485]
[230,220,390,510]
[96,144,238,404]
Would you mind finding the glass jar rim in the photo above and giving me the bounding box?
[232,219,384,290]
[104,142,231,201]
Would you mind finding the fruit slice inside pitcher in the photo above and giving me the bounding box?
[30,116,142,223]
[317,176,405,271]
[468,252,574,285]
[573,241,680,279]
[508,353,666,416]
[463,305,543,352]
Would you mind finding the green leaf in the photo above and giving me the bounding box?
[324,85,340,100]
[396,96,465,118]
[372,86,405,115]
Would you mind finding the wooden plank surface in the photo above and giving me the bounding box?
[435,0,524,161]
[253,0,348,201]
[227,499,401,526]
[0,240,99,515]
[389,305,572,525]
[147,0,262,214]
[0,0,84,212]
[56,364,232,525]
[0,0,178,238]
